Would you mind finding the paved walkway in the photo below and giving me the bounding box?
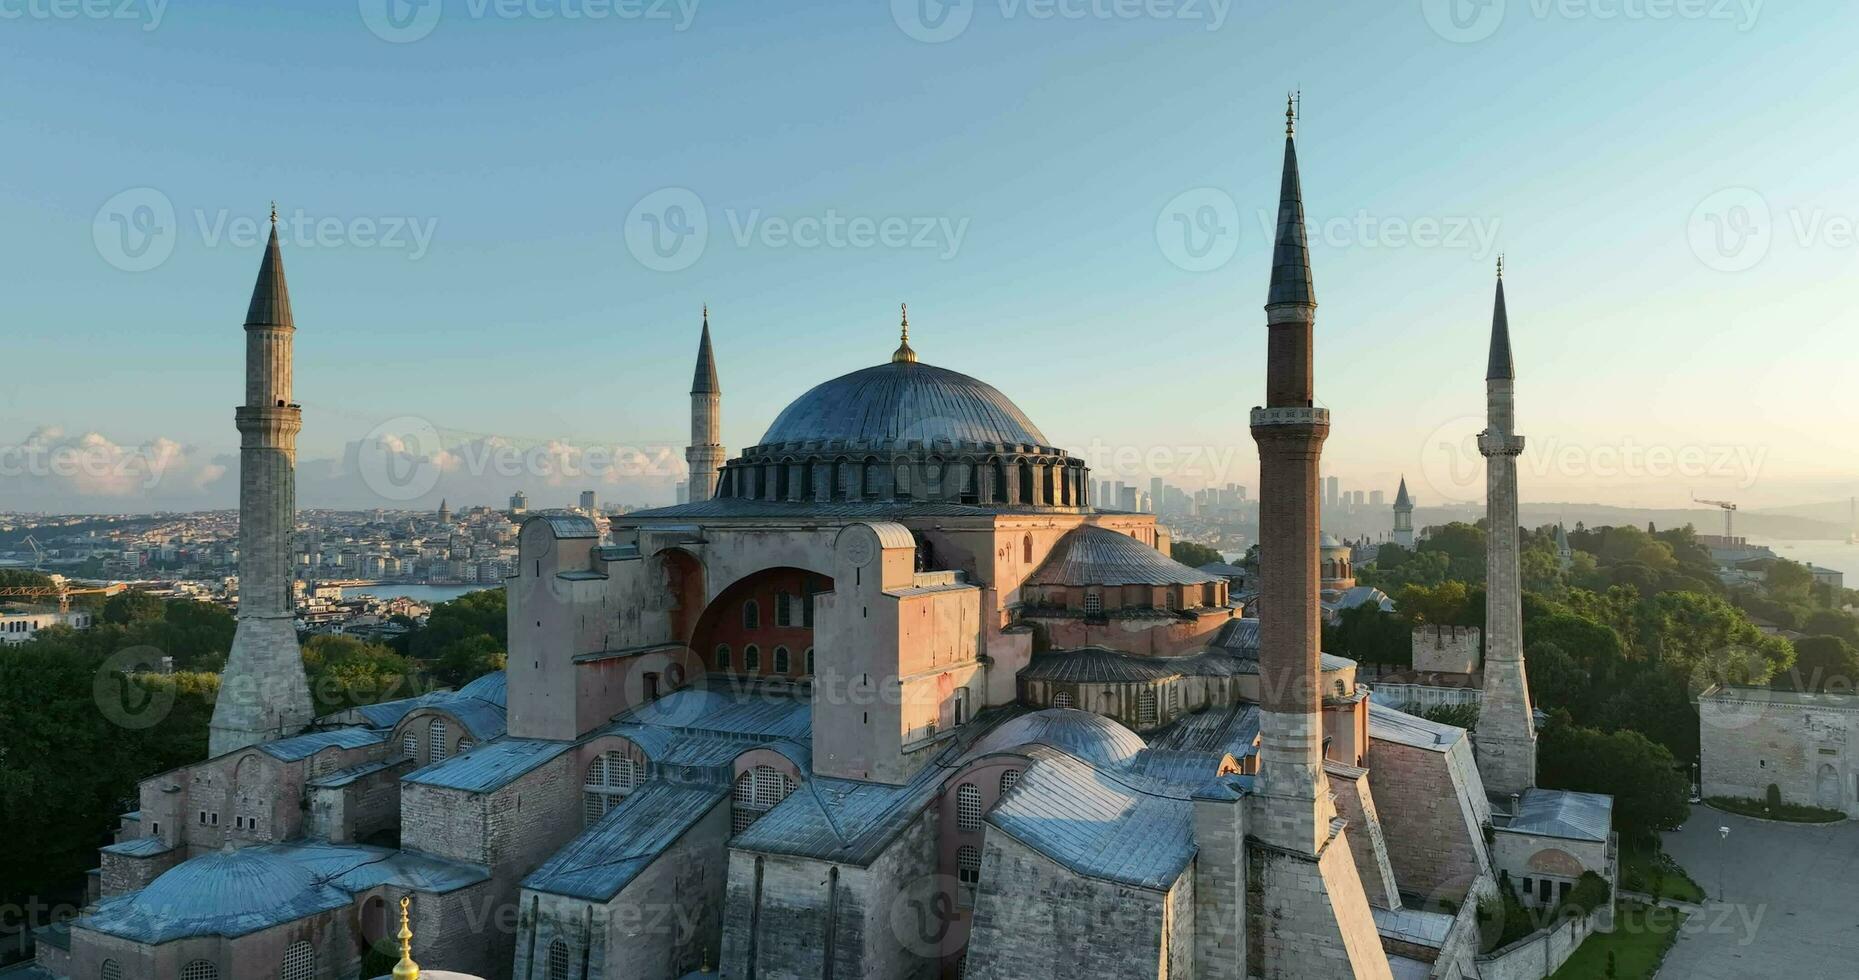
[1657,805,1859,979]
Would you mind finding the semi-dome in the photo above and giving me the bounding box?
[757,360,1053,453]
[87,847,345,943]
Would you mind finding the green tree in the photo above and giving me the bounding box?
[101,591,164,625]
[1765,559,1815,607]
[1538,725,1689,842]
[301,635,419,717]
[1169,541,1225,569]
[1783,635,1859,693]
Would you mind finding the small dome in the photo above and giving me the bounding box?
[757,360,1052,452]
[1027,525,1222,587]
[972,708,1148,771]
[457,670,507,707]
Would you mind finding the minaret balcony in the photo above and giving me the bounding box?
[1249,406,1330,428]
[1477,430,1525,457]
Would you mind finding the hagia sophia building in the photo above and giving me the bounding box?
[29,102,1617,980]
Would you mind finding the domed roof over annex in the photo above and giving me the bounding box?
[970,707,1148,771]
[710,311,1092,510]
[86,847,343,943]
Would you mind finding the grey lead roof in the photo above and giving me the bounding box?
[987,747,1196,891]
[622,498,1098,521]
[537,514,599,539]
[1267,133,1315,309]
[1502,788,1612,843]
[257,727,385,762]
[1367,702,1466,751]
[402,737,572,792]
[969,708,1148,772]
[244,221,293,328]
[523,782,728,901]
[754,359,1053,452]
[1025,525,1221,588]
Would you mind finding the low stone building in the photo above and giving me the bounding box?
[1700,684,1859,816]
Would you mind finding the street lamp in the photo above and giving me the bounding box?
[1717,825,1730,903]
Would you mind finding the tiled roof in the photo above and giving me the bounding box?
[1367,702,1465,751]
[257,727,385,763]
[1503,788,1612,843]
[524,782,728,901]
[1026,525,1220,587]
[403,738,572,793]
[987,748,1195,891]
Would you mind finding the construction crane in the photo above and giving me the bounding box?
[0,575,124,613]
[1692,495,1738,539]
[22,535,45,570]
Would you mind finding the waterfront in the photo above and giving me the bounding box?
[1750,539,1859,584]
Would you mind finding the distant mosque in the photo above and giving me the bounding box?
[33,101,1615,980]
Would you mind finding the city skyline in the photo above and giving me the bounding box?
[7,2,1858,514]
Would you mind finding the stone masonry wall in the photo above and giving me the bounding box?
[1365,737,1491,904]
[964,829,1171,980]
[1700,693,1859,816]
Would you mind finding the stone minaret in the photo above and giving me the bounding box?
[685,307,724,503]
[1250,98,1334,858]
[210,211,314,756]
[1475,259,1537,797]
[1244,99,1392,980]
[1392,476,1414,548]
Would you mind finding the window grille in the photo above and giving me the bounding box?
[402,732,418,759]
[958,845,981,885]
[428,720,449,763]
[1051,691,1074,709]
[956,783,982,832]
[1083,592,1103,615]
[180,962,218,980]
[1138,689,1158,727]
[281,941,315,980]
[548,940,571,980]
[102,961,122,980]
[999,770,1021,796]
[458,737,475,753]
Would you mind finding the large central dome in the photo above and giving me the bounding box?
[757,360,1052,452]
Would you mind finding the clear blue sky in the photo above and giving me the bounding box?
[4,0,1856,512]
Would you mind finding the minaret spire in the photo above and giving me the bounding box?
[1488,255,1514,381]
[686,306,725,503]
[211,204,314,756]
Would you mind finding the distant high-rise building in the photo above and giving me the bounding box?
[579,490,597,514]
[1149,477,1164,513]
[510,490,528,515]
[1325,476,1340,510]
[1352,490,1365,508]
[1098,480,1112,508]
[677,481,690,505]
[1117,485,1139,511]
[1369,489,1385,507]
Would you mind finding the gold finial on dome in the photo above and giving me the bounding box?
[892,303,917,364]
[392,896,420,980]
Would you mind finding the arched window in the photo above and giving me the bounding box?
[584,750,643,824]
[833,459,850,500]
[991,461,1007,502]
[1018,462,1035,503]
[716,644,732,670]
[281,941,315,980]
[428,719,449,763]
[742,600,760,630]
[895,463,912,500]
[102,961,122,980]
[775,592,794,627]
[863,458,882,500]
[744,644,761,672]
[181,962,218,980]
[805,647,815,674]
[732,764,796,834]
[1023,534,1033,564]
[956,783,982,832]
[401,732,418,760]
[548,939,571,980]
[999,770,1021,796]
[1051,691,1074,709]
[1138,689,1158,727]
[773,646,790,673]
[457,737,475,753]
[954,687,970,726]
[1083,592,1103,616]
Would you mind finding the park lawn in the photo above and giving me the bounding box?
[1618,841,1705,904]
[1550,902,1687,980]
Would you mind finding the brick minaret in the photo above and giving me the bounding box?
[1475,259,1537,796]
[1249,98,1335,857]
[210,210,314,756]
[1392,476,1414,548]
[686,307,723,503]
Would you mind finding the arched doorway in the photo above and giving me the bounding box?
[1818,763,1841,810]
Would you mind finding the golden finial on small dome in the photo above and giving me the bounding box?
[892,303,917,364]
[392,896,420,980]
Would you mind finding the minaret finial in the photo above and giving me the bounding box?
[1286,91,1299,137]
[392,896,420,980]
[270,201,278,226]
[893,303,917,363]
[1497,253,1504,279]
